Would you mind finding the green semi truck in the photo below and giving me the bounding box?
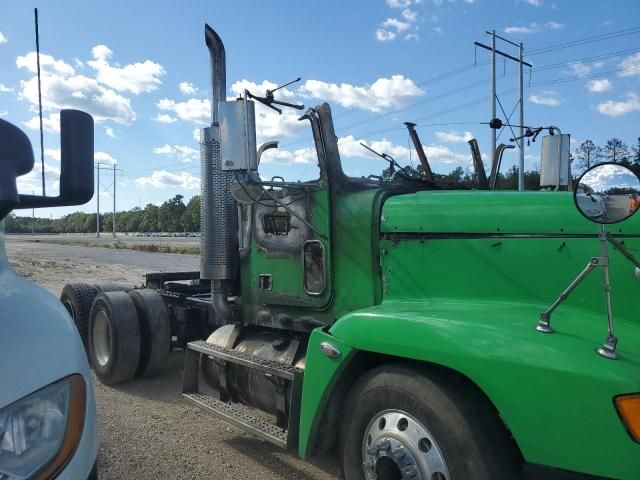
[63,24,640,479]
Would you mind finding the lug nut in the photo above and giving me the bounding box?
[403,464,418,477]
[393,446,405,459]
[379,439,392,451]
[367,446,380,456]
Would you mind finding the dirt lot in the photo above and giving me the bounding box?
[6,238,339,480]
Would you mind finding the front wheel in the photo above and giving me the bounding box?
[340,364,521,480]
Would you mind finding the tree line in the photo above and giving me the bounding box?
[5,136,640,234]
[573,137,640,175]
[5,194,201,234]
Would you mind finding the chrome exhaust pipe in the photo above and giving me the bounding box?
[200,24,236,322]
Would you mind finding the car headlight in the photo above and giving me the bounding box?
[0,375,86,480]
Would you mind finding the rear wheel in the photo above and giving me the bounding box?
[128,289,170,377]
[88,291,141,385]
[93,283,131,293]
[60,283,98,357]
[340,364,521,480]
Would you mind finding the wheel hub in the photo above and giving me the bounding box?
[362,410,449,480]
[93,310,112,367]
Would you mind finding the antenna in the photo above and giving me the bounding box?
[35,8,46,196]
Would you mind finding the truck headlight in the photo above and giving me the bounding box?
[0,375,86,480]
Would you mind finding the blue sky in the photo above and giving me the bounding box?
[1,0,640,218]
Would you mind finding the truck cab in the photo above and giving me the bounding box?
[82,24,640,480]
[0,112,99,479]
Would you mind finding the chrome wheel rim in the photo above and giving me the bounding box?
[93,310,112,367]
[362,410,450,480]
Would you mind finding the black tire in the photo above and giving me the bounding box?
[88,291,141,385]
[340,364,521,480]
[93,283,131,293]
[60,283,99,356]
[128,289,170,377]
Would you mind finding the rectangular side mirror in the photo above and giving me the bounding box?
[17,109,94,209]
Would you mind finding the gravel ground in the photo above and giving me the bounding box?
[6,238,339,480]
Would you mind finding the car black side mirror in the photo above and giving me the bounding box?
[1,110,95,220]
[14,109,95,211]
[0,119,35,219]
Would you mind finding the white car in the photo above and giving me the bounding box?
[576,189,607,220]
[0,112,99,479]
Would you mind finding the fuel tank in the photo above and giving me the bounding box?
[201,325,305,418]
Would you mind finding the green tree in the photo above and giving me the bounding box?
[574,140,601,173]
[182,195,201,232]
[602,138,630,163]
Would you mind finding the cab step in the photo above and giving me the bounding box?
[186,339,302,380]
[183,393,288,448]
[182,340,303,450]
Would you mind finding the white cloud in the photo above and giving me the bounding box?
[179,81,198,95]
[569,62,591,77]
[16,52,75,76]
[0,111,7,117]
[229,80,305,142]
[377,2,420,42]
[587,79,613,93]
[135,170,200,189]
[523,0,541,5]
[23,113,60,133]
[105,126,116,138]
[545,21,564,30]
[434,131,474,143]
[337,135,469,166]
[154,113,177,123]
[504,21,562,34]
[619,52,640,77]
[91,45,113,61]
[386,0,413,7]
[597,92,640,117]
[382,17,412,32]
[95,151,117,165]
[17,51,136,125]
[260,147,317,165]
[504,22,539,34]
[230,79,297,100]
[376,29,398,42]
[0,32,7,44]
[192,128,200,142]
[44,148,61,162]
[528,90,562,106]
[153,144,198,162]
[156,97,210,124]
[401,8,418,21]
[300,75,424,112]
[0,83,13,93]
[87,45,165,94]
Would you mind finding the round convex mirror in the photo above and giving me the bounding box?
[574,163,640,224]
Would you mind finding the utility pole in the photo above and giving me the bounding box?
[96,164,100,237]
[518,42,525,191]
[31,191,35,237]
[490,30,496,163]
[475,32,532,191]
[113,164,116,238]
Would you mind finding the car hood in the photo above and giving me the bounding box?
[0,229,91,408]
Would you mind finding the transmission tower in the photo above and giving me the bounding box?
[95,163,123,238]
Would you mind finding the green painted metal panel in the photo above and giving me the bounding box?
[298,328,353,458]
[329,302,640,479]
[381,190,640,234]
